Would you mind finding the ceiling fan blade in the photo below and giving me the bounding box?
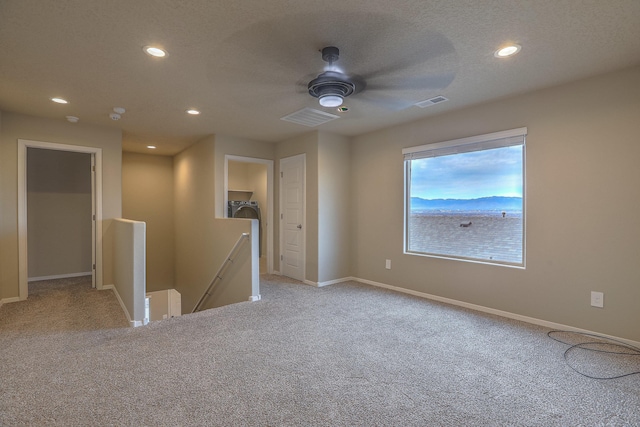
[350,91,416,112]
[295,76,313,94]
[357,32,457,81]
[217,10,394,80]
[365,72,456,92]
[213,11,459,113]
[218,11,456,77]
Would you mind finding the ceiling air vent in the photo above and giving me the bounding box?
[280,108,340,127]
[415,96,449,108]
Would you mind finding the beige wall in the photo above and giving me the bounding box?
[27,149,92,278]
[0,112,122,300]
[174,136,258,313]
[228,161,252,191]
[122,152,175,292]
[318,132,351,283]
[351,65,640,342]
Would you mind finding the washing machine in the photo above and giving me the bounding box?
[228,200,262,257]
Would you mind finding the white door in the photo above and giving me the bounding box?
[280,154,305,281]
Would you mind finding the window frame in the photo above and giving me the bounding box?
[403,128,527,268]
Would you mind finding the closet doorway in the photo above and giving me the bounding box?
[17,139,103,300]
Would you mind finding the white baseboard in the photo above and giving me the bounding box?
[249,295,261,302]
[28,272,92,282]
[270,271,350,288]
[310,276,356,288]
[0,297,21,305]
[102,284,141,327]
[352,277,640,349]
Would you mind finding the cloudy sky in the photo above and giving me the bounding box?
[410,146,523,200]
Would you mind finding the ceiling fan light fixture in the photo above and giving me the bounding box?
[319,94,343,108]
[308,49,356,107]
[308,72,355,106]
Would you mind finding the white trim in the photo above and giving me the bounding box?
[28,272,93,282]
[402,127,527,157]
[1,297,21,305]
[310,277,356,287]
[102,284,141,327]
[352,277,640,348]
[248,295,262,302]
[90,154,96,288]
[17,139,104,302]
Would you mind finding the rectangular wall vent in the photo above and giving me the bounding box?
[415,96,449,108]
[280,108,340,127]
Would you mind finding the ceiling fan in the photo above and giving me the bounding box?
[307,46,360,108]
[304,43,456,111]
[217,12,459,115]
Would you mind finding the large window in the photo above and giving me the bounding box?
[404,128,526,267]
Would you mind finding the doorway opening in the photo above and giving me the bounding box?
[18,139,103,300]
[224,155,273,275]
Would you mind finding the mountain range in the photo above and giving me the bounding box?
[410,196,522,211]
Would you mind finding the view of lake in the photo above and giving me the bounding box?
[408,209,523,264]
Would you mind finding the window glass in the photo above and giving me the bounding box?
[404,130,525,266]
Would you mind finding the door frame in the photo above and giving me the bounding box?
[17,139,103,300]
[223,154,274,274]
[279,153,306,281]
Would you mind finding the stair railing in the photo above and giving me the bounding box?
[191,232,250,313]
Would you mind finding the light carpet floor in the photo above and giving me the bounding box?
[1,275,639,426]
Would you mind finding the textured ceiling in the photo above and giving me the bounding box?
[1,0,639,155]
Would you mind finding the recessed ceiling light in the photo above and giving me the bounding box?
[147,145,157,149]
[143,46,167,58]
[494,44,521,58]
[186,109,200,115]
[51,97,68,104]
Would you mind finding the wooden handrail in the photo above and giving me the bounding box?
[191,233,250,313]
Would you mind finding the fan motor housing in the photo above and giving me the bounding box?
[308,71,356,99]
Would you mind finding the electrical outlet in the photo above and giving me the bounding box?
[590,291,604,308]
[385,259,391,270]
